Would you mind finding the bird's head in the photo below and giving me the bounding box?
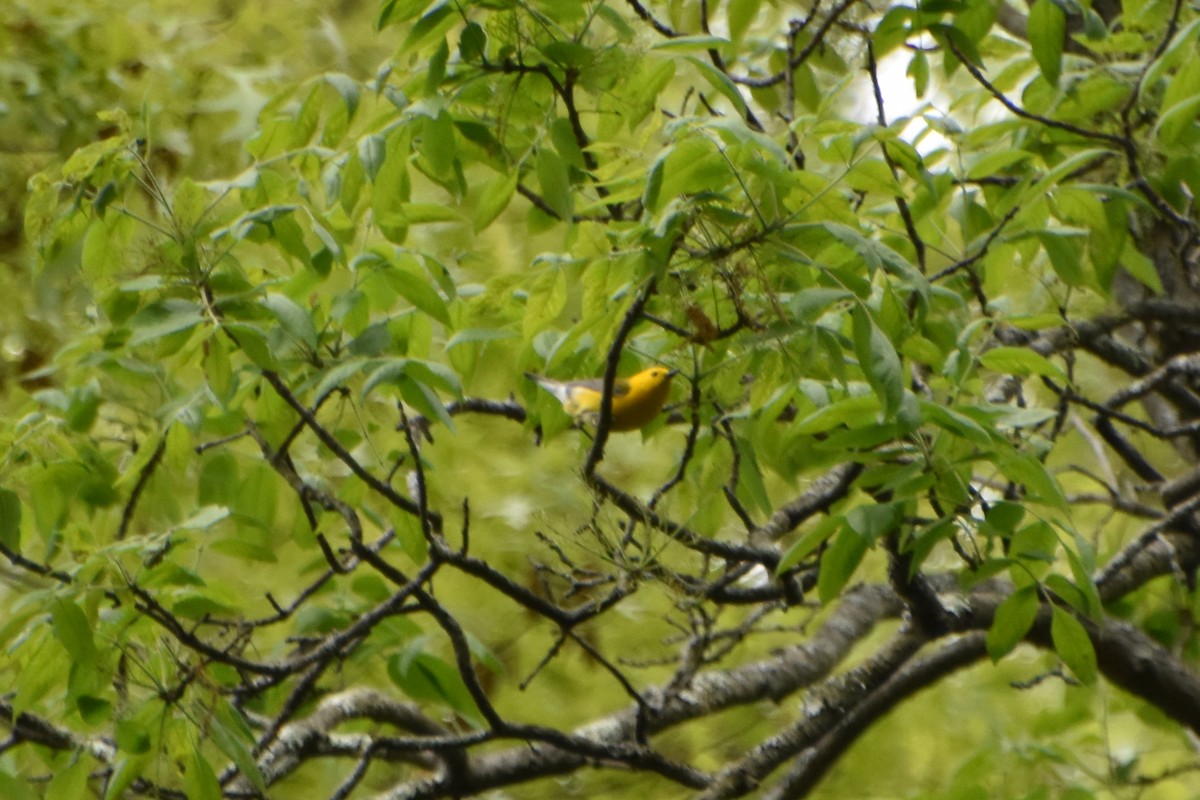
[641,366,677,386]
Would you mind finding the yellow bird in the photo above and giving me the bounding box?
[526,367,677,432]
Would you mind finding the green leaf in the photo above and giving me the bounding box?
[418,112,457,180]
[211,702,267,794]
[221,322,277,370]
[360,359,414,399]
[652,137,729,214]
[1089,195,1130,292]
[0,489,20,549]
[350,321,391,356]
[1044,574,1089,614]
[205,331,233,401]
[77,694,114,730]
[523,268,568,339]
[314,358,371,399]
[736,439,773,518]
[262,293,318,350]
[921,402,996,446]
[728,0,762,41]
[359,133,387,180]
[361,358,460,428]
[816,222,928,288]
[853,306,904,419]
[45,758,89,800]
[1037,231,1086,286]
[377,0,428,29]
[459,21,487,61]
[986,586,1040,661]
[979,346,1067,382]
[907,49,929,97]
[1010,520,1057,569]
[103,756,146,800]
[541,40,593,68]
[1119,241,1163,294]
[845,159,902,195]
[401,359,463,396]
[777,515,841,574]
[0,770,35,800]
[64,383,101,433]
[904,517,957,576]
[113,716,152,757]
[550,118,585,169]
[844,502,903,543]
[172,593,239,619]
[391,259,452,327]
[425,39,449,94]
[127,300,204,347]
[652,35,732,52]
[81,219,117,277]
[996,406,1058,430]
[1027,148,1111,200]
[400,3,454,53]
[51,599,97,665]
[1063,536,1102,616]
[1050,605,1098,684]
[626,58,675,130]
[642,148,667,212]
[794,394,881,434]
[184,750,223,800]
[983,501,1025,535]
[966,149,1031,181]
[324,73,361,119]
[535,146,573,221]
[998,453,1068,511]
[1155,92,1200,146]
[684,56,748,118]
[596,4,636,39]
[1142,18,1200,99]
[474,172,518,232]
[178,505,231,532]
[1028,0,1065,86]
[790,287,853,321]
[446,328,516,350]
[873,6,911,55]
[818,526,870,604]
[388,645,483,726]
[384,203,461,225]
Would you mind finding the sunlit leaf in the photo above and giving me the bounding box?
[852,306,904,419]
[1029,0,1065,86]
[474,172,518,232]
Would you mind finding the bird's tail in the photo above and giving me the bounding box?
[525,373,571,404]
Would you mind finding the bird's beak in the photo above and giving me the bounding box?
[666,369,679,378]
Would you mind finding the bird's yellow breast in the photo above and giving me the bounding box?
[536,367,675,431]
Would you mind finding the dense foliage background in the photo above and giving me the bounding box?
[6,0,1200,797]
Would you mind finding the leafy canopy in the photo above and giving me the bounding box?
[5,0,1200,797]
